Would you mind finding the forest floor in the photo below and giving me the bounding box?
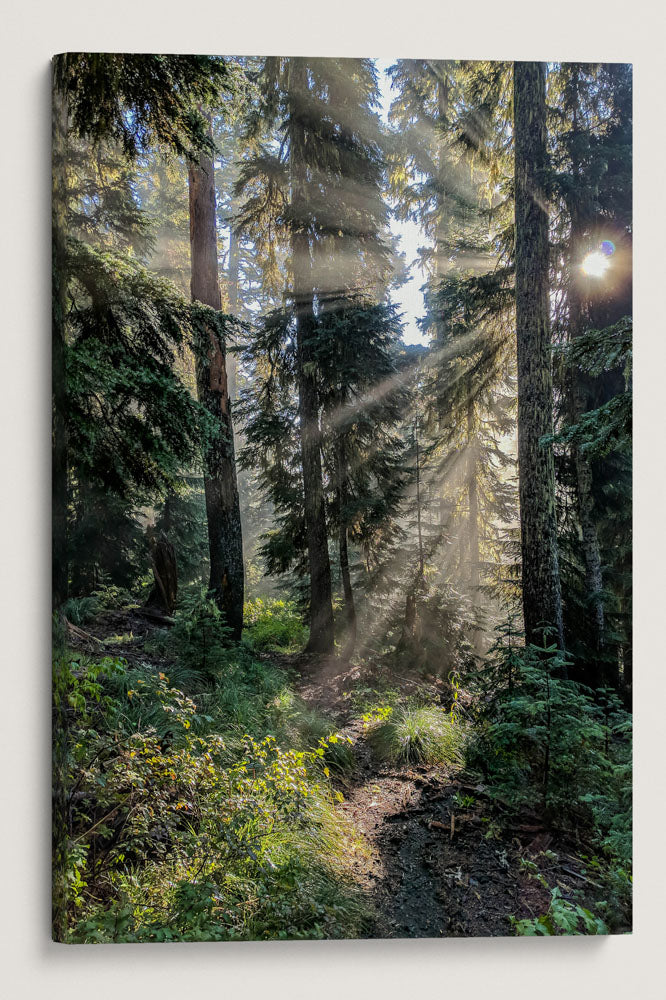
[293,652,557,937]
[69,607,612,939]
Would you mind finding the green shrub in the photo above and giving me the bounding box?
[92,583,137,610]
[68,722,368,941]
[269,690,355,776]
[511,886,608,936]
[367,704,466,767]
[166,588,232,681]
[578,855,632,930]
[57,650,368,942]
[62,595,100,626]
[244,598,308,652]
[468,633,632,862]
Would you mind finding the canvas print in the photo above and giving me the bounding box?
[52,55,632,941]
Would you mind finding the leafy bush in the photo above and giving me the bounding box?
[56,647,368,942]
[244,598,308,652]
[361,703,394,729]
[511,886,608,936]
[269,690,355,776]
[92,583,138,611]
[367,704,466,767]
[578,854,632,930]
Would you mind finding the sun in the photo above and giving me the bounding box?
[581,250,611,278]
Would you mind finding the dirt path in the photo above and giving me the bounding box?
[295,655,557,938]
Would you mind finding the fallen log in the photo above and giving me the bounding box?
[65,619,104,650]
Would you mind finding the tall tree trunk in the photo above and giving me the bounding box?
[466,394,480,590]
[399,591,417,651]
[513,62,565,652]
[188,140,244,640]
[226,208,239,403]
[335,436,357,655]
[52,72,69,613]
[415,414,424,578]
[288,59,335,655]
[400,415,426,655]
[146,529,178,614]
[570,238,606,682]
[566,84,607,684]
[466,394,483,656]
[620,584,632,701]
[458,527,467,580]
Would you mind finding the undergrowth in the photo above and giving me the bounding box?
[511,885,608,936]
[510,857,613,936]
[467,624,632,931]
[53,598,633,940]
[243,597,308,652]
[467,628,632,862]
[53,607,369,942]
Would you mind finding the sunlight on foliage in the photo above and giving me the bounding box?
[55,651,369,942]
[243,598,309,652]
[367,704,466,767]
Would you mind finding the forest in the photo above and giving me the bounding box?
[51,55,632,941]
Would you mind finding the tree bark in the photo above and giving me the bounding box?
[620,586,632,701]
[466,395,480,590]
[188,140,244,640]
[335,437,357,655]
[566,82,607,684]
[288,59,335,655]
[570,248,606,682]
[226,208,239,402]
[401,592,417,647]
[513,62,565,652]
[146,530,178,614]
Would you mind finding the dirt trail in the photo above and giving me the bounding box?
[296,654,554,938]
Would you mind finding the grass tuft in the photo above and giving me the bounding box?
[367,705,466,767]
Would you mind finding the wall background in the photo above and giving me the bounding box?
[1,4,662,996]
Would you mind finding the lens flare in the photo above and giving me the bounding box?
[581,250,610,278]
[600,239,615,257]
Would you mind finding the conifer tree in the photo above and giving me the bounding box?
[513,61,564,650]
[548,62,632,690]
[318,299,410,651]
[287,58,335,652]
[388,60,518,648]
[57,131,209,594]
[52,53,236,608]
[236,57,400,652]
[188,134,245,639]
[133,61,274,597]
